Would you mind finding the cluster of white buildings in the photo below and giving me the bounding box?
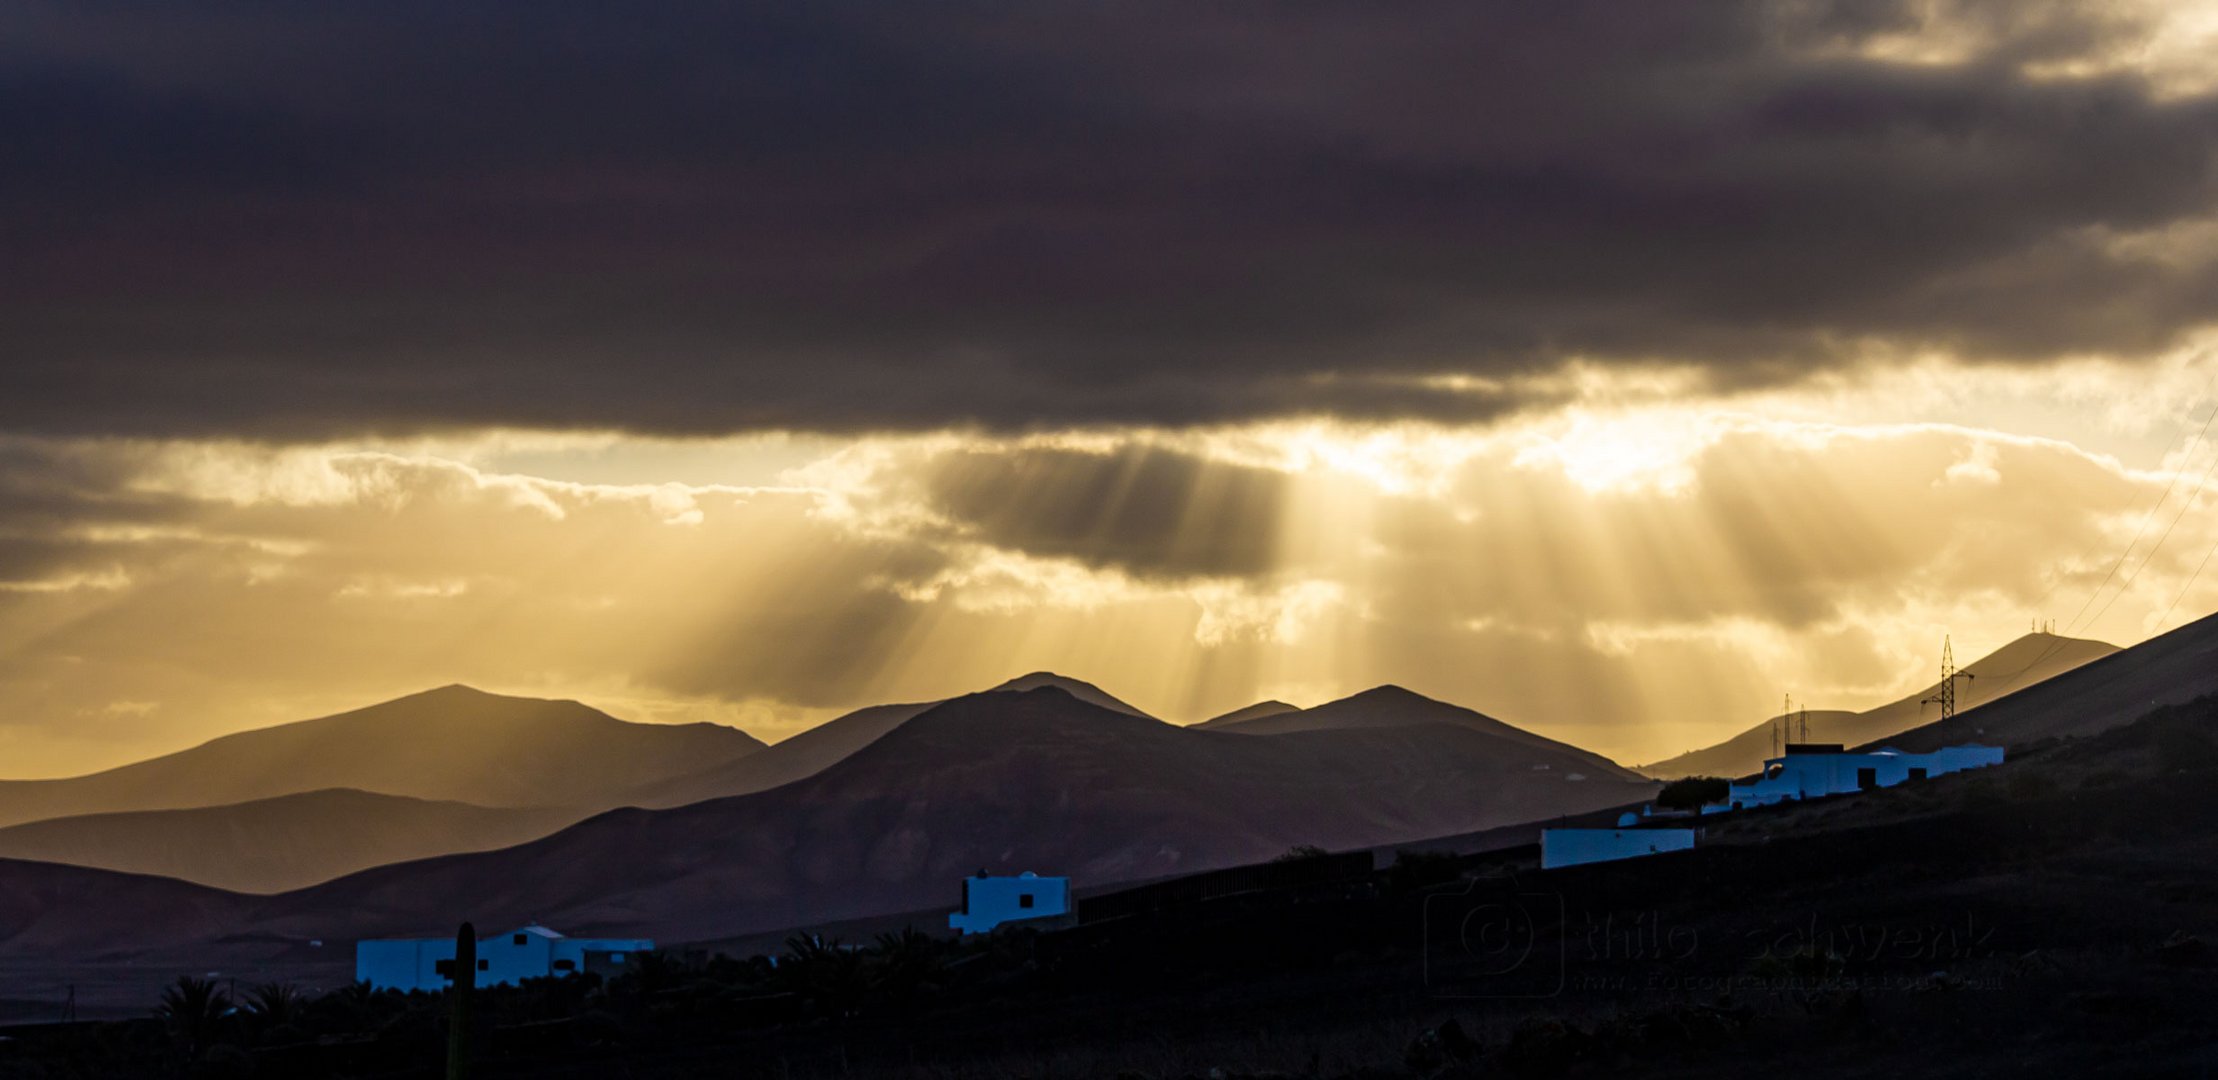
[356,924,654,992]
[1725,742,2004,809]
[1541,741,2004,870]
[351,872,1079,993]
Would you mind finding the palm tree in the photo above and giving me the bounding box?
[779,935,869,1017]
[310,979,386,1035]
[156,975,232,1056]
[870,926,946,1010]
[783,933,842,963]
[334,978,382,1014]
[246,981,304,1033]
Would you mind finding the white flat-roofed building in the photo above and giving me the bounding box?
[355,924,653,992]
[949,871,1071,934]
[1728,743,2004,809]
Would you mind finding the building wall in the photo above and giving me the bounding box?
[949,873,1072,934]
[552,938,654,977]
[355,929,657,991]
[1541,828,1696,869]
[1729,744,2004,808]
[475,929,557,988]
[355,937,461,993]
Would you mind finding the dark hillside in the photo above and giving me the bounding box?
[10,694,2217,1077]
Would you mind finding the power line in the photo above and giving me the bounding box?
[2022,420,2201,617]
[2079,430,2218,636]
[2060,394,2218,638]
[2153,527,2218,631]
[1977,358,2218,700]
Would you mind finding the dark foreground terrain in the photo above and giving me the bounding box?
[6,694,2218,1078]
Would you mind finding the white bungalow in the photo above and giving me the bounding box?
[355,924,654,992]
[1727,743,2004,809]
[1541,827,1697,869]
[949,871,1071,934]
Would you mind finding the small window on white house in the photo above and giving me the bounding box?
[1018,893,1035,909]
[513,933,528,945]
[477,959,489,971]
[553,960,575,972]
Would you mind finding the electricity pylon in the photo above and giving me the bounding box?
[1920,635,1976,721]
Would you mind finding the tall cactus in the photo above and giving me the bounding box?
[448,921,475,1080]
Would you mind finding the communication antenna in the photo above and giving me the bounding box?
[1919,635,1976,722]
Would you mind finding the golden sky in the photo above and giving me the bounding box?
[5,1,2218,775]
[6,348,2218,776]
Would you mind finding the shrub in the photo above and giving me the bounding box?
[1388,849,1463,891]
[1656,776,1729,811]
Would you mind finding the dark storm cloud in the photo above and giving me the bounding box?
[923,445,1288,578]
[2,0,2215,438]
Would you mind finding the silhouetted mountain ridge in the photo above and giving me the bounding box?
[619,671,1152,810]
[1201,683,1640,780]
[0,685,765,828]
[983,672,1153,717]
[0,789,579,894]
[236,685,1652,944]
[1877,617,2218,752]
[1192,700,1300,728]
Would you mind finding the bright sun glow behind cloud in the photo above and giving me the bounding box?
[6,353,2218,777]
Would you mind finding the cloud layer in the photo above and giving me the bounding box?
[5,391,2214,775]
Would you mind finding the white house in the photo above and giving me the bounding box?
[1727,743,2004,809]
[949,871,1071,934]
[1541,828,1697,869]
[355,924,655,992]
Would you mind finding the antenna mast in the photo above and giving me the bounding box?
[1919,634,1976,722]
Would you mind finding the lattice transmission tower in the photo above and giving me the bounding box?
[1919,635,1976,721]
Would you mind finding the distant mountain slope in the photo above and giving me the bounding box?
[1191,700,1299,728]
[0,790,579,894]
[1202,685,1643,781]
[246,687,1654,946]
[620,672,1154,810]
[620,701,935,810]
[1642,632,2117,778]
[0,859,247,956]
[1638,710,1860,780]
[0,686,765,828]
[1879,612,2218,753]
